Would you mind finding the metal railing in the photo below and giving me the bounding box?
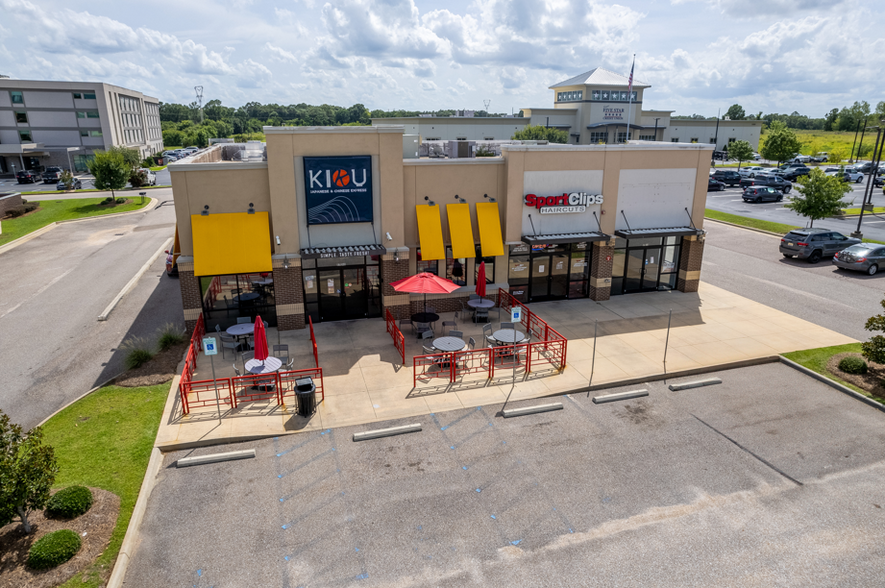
[385,309,406,364]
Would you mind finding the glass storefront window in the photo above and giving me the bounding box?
[416,249,438,274]
[445,246,467,286]
[200,273,277,332]
[475,245,494,284]
[508,255,530,302]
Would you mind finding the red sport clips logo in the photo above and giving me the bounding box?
[524,192,603,209]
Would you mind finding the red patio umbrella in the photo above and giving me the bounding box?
[253,315,269,362]
[475,261,487,298]
[390,272,461,313]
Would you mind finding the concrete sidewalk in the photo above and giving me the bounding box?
[155,282,855,449]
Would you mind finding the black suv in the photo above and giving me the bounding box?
[42,166,63,183]
[782,166,811,181]
[856,162,874,174]
[711,170,741,186]
[16,170,39,184]
[739,173,793,193]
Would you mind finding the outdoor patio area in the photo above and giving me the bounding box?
[155,282,856,449]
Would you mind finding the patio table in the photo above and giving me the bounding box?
[226,323,254,350]
[411,312,439,324]
[245,357,283,374]
[233,292,260,304]
[432,337,467,352]
[467,299,495,309]
[489,329,528,344]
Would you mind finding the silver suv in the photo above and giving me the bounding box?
[780,228,860,263]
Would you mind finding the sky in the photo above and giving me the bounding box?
[1,0,883,118]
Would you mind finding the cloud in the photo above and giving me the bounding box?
[420,80,438,91]
[265,42,298,64]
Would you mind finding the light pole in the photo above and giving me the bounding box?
[852,122,884,240]
[849,119,862,163]
[654,117,660,141]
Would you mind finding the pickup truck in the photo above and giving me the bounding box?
[42,166,63,183]
[740,173,793,193]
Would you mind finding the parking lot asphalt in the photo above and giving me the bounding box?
[126,363,885,587]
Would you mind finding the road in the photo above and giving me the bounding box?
[705,175,885,240]
[0,187,183,429]
[126,364,885,587]
[702,220,884,341]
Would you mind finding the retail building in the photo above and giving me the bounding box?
[169,126,711,333]
[0,80,163,174]
[374,67,761,151]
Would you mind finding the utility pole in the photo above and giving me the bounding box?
[654,117,660,141]
[857,117,869,163]
[713,108,721,150]
[852,123,884,240]
[849,119,861,163]
[194,85,204,124]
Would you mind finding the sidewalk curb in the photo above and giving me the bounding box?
[98,236,172,321]
[778,356,885,413]
[0,197,157,256]
[704,217,787,238]
[106,446,164,588]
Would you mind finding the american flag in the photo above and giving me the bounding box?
[627,56,635,95]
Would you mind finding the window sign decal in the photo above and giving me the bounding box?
[304,155,373,225]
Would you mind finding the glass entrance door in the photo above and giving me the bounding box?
[624,247,663,293]
[318,269,345,321]
[530,257,549,301]
[342,268,367,320]
[550,253,569,298]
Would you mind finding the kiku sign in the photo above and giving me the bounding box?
[304,156,373,225]
[524,192,603,214]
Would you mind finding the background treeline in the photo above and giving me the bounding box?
[159,100,510,147]
[673,101,885,132]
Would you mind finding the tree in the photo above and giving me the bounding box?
[783,168,852,228]
[0,411,59,534]
[108,146,140,170]
[760,121,802,165]
[862,298,885,364]
[725,104,745,120]
[725,140,753,171]
[824,108,839,131]
[87,150,130,201]
[511,125,568,143]
[129,168,148,188]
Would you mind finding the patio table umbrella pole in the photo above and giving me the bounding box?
[253,315,269,365]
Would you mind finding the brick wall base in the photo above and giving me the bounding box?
[274,263,304,331]
[588,241,614,301]
[677,236,704,293]
[179,270,203,336]
[381,255,411,319]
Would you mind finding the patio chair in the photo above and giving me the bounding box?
[415,322,433,336]
[442,319,457,331]
[399,318,414,334]
[426,305,437,314]
[285,357,294,369]
[222,296,233,317]
[273,344,289,364]
[469,293,480,300]
[421,330,434,341]
[501,322,515,330]
[222,340,239,360]
[482,323,493,346]
[232,364,241,377]
[215,324,222,333]
[475,309,489,324]
[422,345,435,355]
[237,317,251,324]
[241,351,254,374]
[449,330,463,339]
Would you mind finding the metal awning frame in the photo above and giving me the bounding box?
[521,232,611,246]
[300,244,386,259]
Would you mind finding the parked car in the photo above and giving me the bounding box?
[742,186,783,202]
[137,168,157,186]
[57,178,82,190]
[782,166,811,181]
[739,165,766,178]
[41,166,64,183]
[855,161,874,174]
[824,167,864,183]
[833,243,885,275]
[813,152,829,163]
[752,152,761,160]
[791,154,813,164]
[711,170,741,187]
[708,177,725,191]
[740,173,793,193]
[16,170,39,183]
[779,228,860,263]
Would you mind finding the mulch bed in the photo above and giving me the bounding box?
[115,341,187,388]
[0,488,120,588]
[826,352,885,398]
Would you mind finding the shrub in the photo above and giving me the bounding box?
[101,196,113,205]
[45,486,93,519]
[839,355,867,375]
[121,336,154,370]
[27,529,81,570]
[156,323,186,352]
[6,203,38,218]
[115,197,126,204]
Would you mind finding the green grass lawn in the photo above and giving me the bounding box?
[705,209,801,235]
[783,343,885,404]
[0,197,150,247]
[759,129,874,163]
[41,383,168,588]
[148,165,167,171]
[842,206,885,215]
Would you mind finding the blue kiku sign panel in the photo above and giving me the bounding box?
[303,155,373,225]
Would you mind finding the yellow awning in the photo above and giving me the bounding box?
[415,205,445,261]
[191,212,273,276]
[475,202,504,257]
[446,203,474,259]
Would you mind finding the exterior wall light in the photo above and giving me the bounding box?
[248,202,255,214]
[483,193,496,203]
[455,194,466,203]
[201,205,209,216]
[424,196,435,206]
[283,255,289,269]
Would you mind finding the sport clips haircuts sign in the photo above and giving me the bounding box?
[304,156,373,225]
[524,192,603,214]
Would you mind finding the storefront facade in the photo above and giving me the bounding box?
[169,127,711,333]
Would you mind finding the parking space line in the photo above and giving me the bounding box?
[691,414,802,486]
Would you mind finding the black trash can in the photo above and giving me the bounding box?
[295,377,317,417]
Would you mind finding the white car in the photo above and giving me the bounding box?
[752,152,761,160]
[739,166,766,178]
[825,167,864,183]
[791,154,813,164]
[137,168,157,185]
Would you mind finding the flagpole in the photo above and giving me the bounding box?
[626,54,635,142]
